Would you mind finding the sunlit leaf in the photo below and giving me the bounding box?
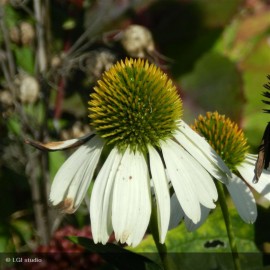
[130,206,262,269]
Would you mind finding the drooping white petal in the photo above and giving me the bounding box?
[169,140,218,208]
[168,193,211,232]
[112,149,151,247]
[50,136,104,213]
[26,132,95,151]
[161,139,201,223]
[184,205,211,232]
[168,193,184,230]
[237,155,270,201]
[90,147,122,244]
[174,120,231,182]
[226,173,257,223]
[148,146,170,243]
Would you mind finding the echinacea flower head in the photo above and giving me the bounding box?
[192,111,270,224]
[28,59,231,247]
[88,58,182,153]
[193,112,249,171]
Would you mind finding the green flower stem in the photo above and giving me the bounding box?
[216,181,242,270]
[149,202,177,270]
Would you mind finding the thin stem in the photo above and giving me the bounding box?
[34,0,47,73]
[216,181,242,270]
[0,5,16,78]
[149,200,177,270]
[26,151,50,245]
[33,0,52,244]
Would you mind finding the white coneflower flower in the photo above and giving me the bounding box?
[182,111,270,229]
[27,59,231,247]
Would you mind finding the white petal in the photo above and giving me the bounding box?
[226,173,257,223]
[26,132,95,151]
[172,140,218,208]
[168,193,184,230]
[169,194,212,232]
[244,153,258,164]
[237,156,270,201]
[90,147,122,244]
[165,138,217,208]
[161,139,201,223]
[174,120,231,182]
[49,136,104,213]
[184,205,211,232]
[148,146,170,243]
[112,149,151,247]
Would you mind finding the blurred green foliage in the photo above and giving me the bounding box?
[1,0,270,269]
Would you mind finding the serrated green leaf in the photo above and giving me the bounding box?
[129,206,262,270]
[133,206,258,252]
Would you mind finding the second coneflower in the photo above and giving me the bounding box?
[27,58,231,247]
[189,112,270,226]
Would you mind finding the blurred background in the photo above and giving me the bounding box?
[1,0,270,269]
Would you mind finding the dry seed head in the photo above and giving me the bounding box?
[121,25,155,58]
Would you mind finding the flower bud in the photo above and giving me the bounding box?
[18,75,40,104]
[0,90,13,106]
[20,22,35,45]
[9,22,35,45]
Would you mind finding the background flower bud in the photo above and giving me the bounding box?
[18,75,40,104]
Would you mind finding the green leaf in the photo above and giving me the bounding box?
[180,52,244,122]
[49,151,67,180]
[10,220,33,244]
[4,4,20,28]
[0,225,10,252]
[195,0,243,27]
[6,116,21,136]
[14,46,35,74]
[130,206,262,269]
[68,236,163,270]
